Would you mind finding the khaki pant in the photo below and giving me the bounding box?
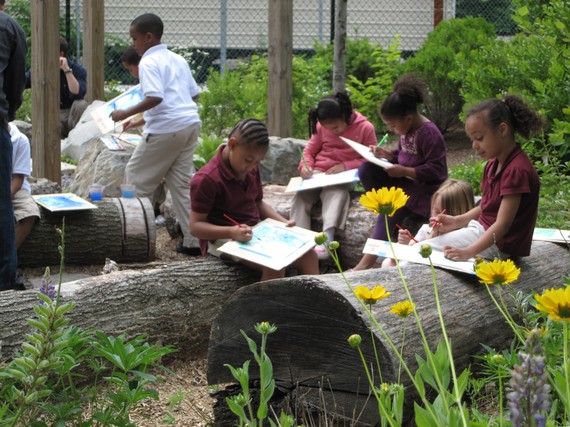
[290,179,352,231]
[60,99,88,138]
[126,122,201,248]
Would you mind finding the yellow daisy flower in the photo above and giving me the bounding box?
[535,285,570,322]
[389,300,415,318]
[475,259,520,285]
[359,187,409,217]
[354,285,391,305]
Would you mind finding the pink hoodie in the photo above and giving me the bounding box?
[298,111,377,173]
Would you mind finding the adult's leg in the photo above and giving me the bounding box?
[67,99,88,134]
[0,128,16,289]
[164,122,201,248]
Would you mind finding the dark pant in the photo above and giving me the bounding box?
[358,161,427,242]
[0,127,17,289]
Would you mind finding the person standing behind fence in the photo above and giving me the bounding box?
[289,92,377,260]
[0,9,26,291]
[111,13,202,255]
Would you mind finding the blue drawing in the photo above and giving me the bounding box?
[237,224,308,259]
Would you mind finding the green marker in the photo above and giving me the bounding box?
[299,147,311,172]
[377,133,389,147]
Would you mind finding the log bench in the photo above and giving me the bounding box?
[206,241,570,426]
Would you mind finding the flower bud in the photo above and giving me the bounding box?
[254,321,277,335]
[347,334,362,348]
[419,243,432,258]
[329,241,339,250]
[315,232,328,245]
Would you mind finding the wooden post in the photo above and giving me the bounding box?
[332,0,347,93]
[83,0,105,102]
[31,0,61,182]
[267,0,292,137]
[434,0,444,27]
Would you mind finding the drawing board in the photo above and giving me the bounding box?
[532,228,570,243]
[91,85,144,134]
[33,193,97,212]
[285,168,360,193]
[340,136,393,169]
[363,238,476,275]
[217,218,317,271]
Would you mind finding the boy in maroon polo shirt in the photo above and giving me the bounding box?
[420,95,544,261]
[189,118,319,281]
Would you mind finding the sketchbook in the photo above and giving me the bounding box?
[91,85,144,134]
[217,218,317,271]
[285,168,360,193]
[33,193,98,212]
[363,238,476,275]
[340,136,393,169]
[532,228,570,243]
[100,133,142,151]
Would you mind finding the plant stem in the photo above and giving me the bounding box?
[369,305,383,384]
[564,321,570,425]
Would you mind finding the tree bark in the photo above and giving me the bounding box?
[18,198,156,267]
[0,257,259,362]
[207,241,570,425]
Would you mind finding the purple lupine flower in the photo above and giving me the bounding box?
[38,272,57,305]
[507,329,550,427]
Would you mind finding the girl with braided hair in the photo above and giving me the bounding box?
[422,94,545,261]
[290,92,377,260]
[190,118,319,280]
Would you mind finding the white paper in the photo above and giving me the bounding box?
[363,238,476,275]
[340,136,393,169]
[284,169,359,193]
[532,228,570,243]
[91,85,144,134]
[33,193,98,212]
[217,218,317,271]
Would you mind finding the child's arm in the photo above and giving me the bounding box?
[432,206,480,234]
[11,174,24,198]
[189,210,254,243]
[443,194,522,260]
[257,201,294,226]
[110,96,162,122]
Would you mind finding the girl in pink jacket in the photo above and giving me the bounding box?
[290,92,377,260]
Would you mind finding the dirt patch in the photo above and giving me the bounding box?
[445,127,478,167]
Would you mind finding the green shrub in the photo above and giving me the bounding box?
[402,17,495,134]
[193,134,224,171]
[449,161,485,196]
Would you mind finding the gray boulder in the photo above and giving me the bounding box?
[61,100,106,162]
[260,137,306,185]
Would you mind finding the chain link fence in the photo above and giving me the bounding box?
[57,0,516,85]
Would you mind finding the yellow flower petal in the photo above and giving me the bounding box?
[475,259,520,285]
[389,300,415,318]
[359,187,409,217]
[354,285,391,305]
[535,285,570,322]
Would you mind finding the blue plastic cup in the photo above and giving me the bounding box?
[121,184,136,199]
[89,184,104,201]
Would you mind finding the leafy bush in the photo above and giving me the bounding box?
[193,134,224,171]
[448,161,485,196]
[402,17,495,134]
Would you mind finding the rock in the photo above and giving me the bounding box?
[61,100,106,162]
[260,137,306,185]
[28,177,61,195]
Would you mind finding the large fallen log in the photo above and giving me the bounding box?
[0,257,259,362]
[207,241,570,426]
[18,197,156,267]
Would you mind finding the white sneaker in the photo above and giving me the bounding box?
[314,244,330,260]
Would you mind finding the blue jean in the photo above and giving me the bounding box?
[0,127,16,289]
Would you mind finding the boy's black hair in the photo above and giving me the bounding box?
[229,118,269,147]
[468,95,545,139]
[380,74,427,119]
[131,13,164,40]
[59,36,69,56]
[308,92,353,136]
[121,45,141,66]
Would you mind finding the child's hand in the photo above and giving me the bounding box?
[110,109,128,122]
[325,164,346,175]
[300,166,313,179]
[429,213,454,233]
[284,219,296,227]
[370,146,392,159]
[397,229,411,245]
[443,245,473,261]
[231,224,254,242]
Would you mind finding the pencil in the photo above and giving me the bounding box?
[396,224,418,243]
[298,147,311,172]
[427,209,446,234]
[377,133,389,148]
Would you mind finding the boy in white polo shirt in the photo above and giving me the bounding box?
[111,13,201,255]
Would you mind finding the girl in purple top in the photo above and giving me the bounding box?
[352,75,448,271]
[424,95,544,261]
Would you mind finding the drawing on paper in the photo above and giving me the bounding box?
[237,223,308,259]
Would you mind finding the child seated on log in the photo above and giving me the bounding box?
[10,123,40,250]
[189,118,319,281]
[290,92,377,261]
[381,179,474,268]
[421,95,545,261]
